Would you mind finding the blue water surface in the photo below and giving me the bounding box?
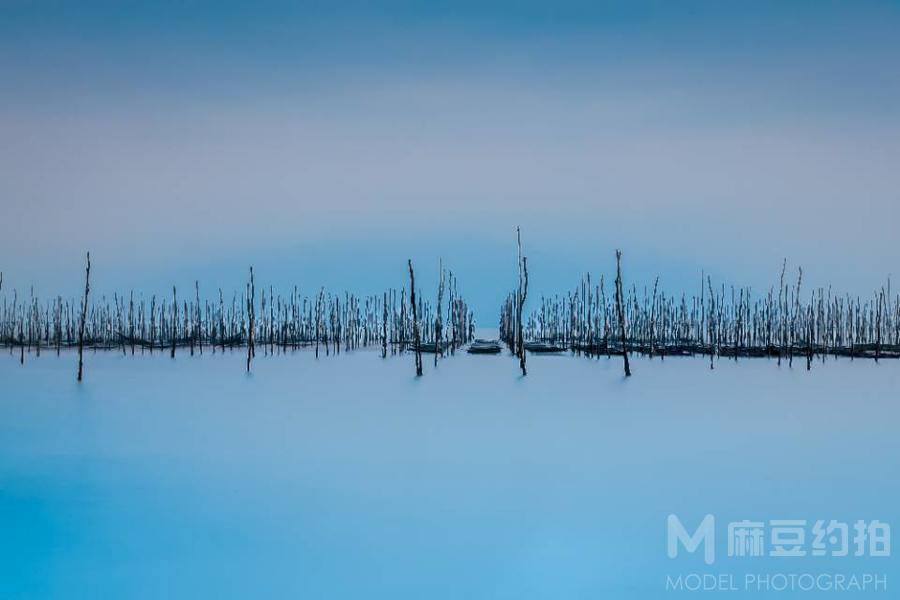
[1,345,897,598]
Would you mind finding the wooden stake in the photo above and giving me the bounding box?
[77,252,91,382]
[614,249,631,377]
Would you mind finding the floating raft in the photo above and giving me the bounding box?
[467,339,502,354]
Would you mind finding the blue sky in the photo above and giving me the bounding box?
[1,1,898,320]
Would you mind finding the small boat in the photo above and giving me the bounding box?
[467,339,502,354]
[409,341,450,353]
[524,341,568,353]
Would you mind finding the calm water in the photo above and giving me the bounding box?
[1,345,898,598]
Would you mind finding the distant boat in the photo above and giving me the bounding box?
[409,341,450,353]
[523,341,567,353]
[467,339,502,354]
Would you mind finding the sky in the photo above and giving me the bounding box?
[1,1,898,321]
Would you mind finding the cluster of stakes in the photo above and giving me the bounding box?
[501,246,899,376]
[0,258,475,380]
[2,232,898,381]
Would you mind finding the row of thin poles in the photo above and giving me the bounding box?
[502,255,900,370]
[0,258,476,378]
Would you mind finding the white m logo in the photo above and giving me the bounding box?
[667,514,715,565]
